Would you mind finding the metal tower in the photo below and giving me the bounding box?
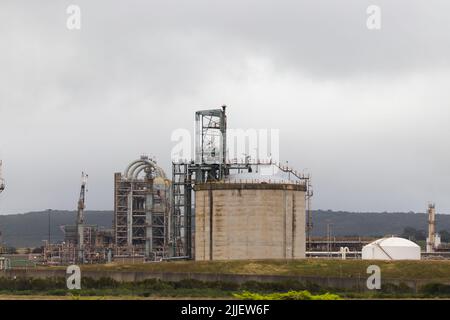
[171,106,313,259]
[194,106,227,181]
[171,106,229,258]
[76,172,88,263]
[427,203,436,253]
[114,156,170,260]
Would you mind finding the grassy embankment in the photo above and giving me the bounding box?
[40,258,450,281]
[2,259,450,299]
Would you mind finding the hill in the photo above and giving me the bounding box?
[311,210,450,238]
[0,209,449,247]
[0,210,113,248]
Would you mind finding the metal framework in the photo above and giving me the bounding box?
[171,106,229,258]
[56,172,111,265]
[42,107,312,264]
[171,163,190,257]
[76,172,88,263]
[62,180,115,267]
[306,178,314,251]
[114,156,170,260]
[195,107,227,173]
[427,203,437,253]
[43,235,114,265]
[171,106,313,259]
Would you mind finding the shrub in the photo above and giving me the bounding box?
[241,280,316,292]
[233,290,342,300]
[381,282,414,294]
[420,283,450,295]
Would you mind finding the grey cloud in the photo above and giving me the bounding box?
[0,0,449,214]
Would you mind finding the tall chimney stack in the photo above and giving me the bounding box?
[426,203,436,253]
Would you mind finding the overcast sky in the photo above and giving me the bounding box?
[0,0,449,214]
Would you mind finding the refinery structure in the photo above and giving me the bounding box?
[170,107,312,260]
[114,157,170,260]
[34,106,313,264]
[1,107,449,265]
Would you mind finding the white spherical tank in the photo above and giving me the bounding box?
[362,237,421,260]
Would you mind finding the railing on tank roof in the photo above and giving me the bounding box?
[171,158,310,180]
[214,179,308,186]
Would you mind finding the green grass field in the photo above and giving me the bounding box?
[40,259,450,281]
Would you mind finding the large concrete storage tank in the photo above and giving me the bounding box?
[193,173,307,261]
[362,237,421,260]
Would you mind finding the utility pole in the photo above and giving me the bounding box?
[327,222,333,258]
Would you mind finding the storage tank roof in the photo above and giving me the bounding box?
[225,165,302,184]
[365,236,420,248]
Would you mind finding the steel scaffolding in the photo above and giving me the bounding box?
[170,106,313,259]
[114,156,170,260]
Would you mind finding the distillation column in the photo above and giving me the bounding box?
[114,156,170,259]
[426,203,436,253]
[77,172,88,263]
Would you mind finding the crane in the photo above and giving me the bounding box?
[0,160,5,194]
[77,172,88,263]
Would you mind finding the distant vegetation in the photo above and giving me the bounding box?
[0,209,449,247]
[0,210,112,247]
[311,209,450,238]
[401,227,450,242]
[0,275,449,299]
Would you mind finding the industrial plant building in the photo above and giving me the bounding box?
[37,106,312,264]
[109,106,312,262]
[114,157,171,260]
[4,107,450,264]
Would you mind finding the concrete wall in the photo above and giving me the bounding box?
[194,183,306,260]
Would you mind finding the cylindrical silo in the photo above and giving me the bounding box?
[193,182,306,260]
